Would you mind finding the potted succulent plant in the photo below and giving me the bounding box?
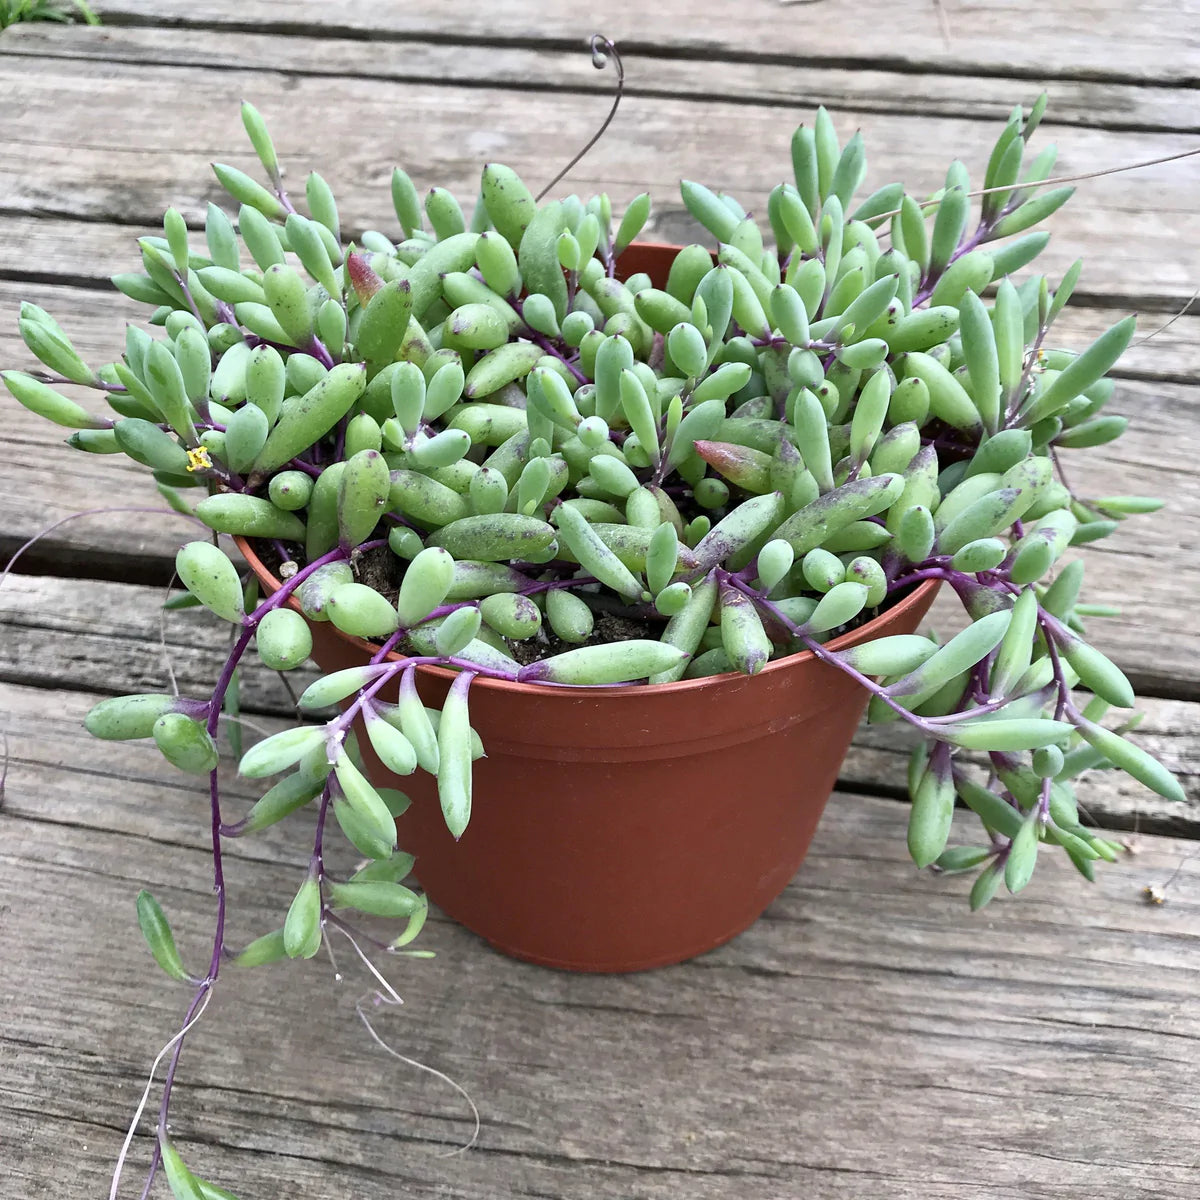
[4,92,1184,1198]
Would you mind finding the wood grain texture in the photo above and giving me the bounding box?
[0,282,186,579]
[4,22,1198,134]
[1,576,1195,833]
[2,679,1199,1200]
[0,49,1197,304]
[82,0,1200,85]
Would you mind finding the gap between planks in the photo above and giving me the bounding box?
[74,0,1200,88]
[1,23,1196,136]
[0,54,1197,306]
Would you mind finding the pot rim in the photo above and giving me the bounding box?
[236,536,939,701]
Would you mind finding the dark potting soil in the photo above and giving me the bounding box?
[256,540,663,666]
[253,539,904,668]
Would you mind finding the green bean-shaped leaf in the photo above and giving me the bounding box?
[1060,635,1135,709]
[955,775,1024,838]
[240,772,322,833]
[940,717,1073,751]
[250,363,368,478]
[988,587,1037,697]
[719,580,773,675]
[1071,715,1185,801]
[231,928,289,968]
[1025,316,1136,423]
[839,634,938,676]
[335,751,399,851]
[365,709,419,775]
[357,279,414,366]
[800,581,869,635]
[552,503,643,599]
[907,750,955,868]
[481,163,536,248]
[239,723,328,777]
[86,693,181,741]
[283,869,323,959]
[135,891,192,982]
[437,670,475,838]
[327,583,401,638]
[328,879,422,918]
[1004,813,1040,894]
[176,541,245,624]
[775,474,903,556]
[195,494,306,542]
[158,1134,209,1200]
[519,641,687,686]
[153,714,219,774]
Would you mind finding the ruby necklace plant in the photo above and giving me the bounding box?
[3,89,1185,1197]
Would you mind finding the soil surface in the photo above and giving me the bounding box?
[259,538,672,665]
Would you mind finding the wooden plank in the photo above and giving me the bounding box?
[4,22,1198,135]
[1,578,1195,835]
[0,572,317,716]
[0,54,1197,304]
[3,678,1199,1199]
[82,0,1200,86]
[0,281,183,578]
[0,215,155,288]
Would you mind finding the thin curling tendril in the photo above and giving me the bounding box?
[869,143,1200,223]
[537,35,624,202]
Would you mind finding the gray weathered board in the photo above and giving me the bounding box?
[1,7,1199,1199]
[5,680,1200,1200]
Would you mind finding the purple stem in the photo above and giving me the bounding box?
[243,333,299,358]
[311,780,335,875]
[888,565,957,591]
[171,269,206,327]
[532,330,588,385]
[270,173,297,216]
[286,457,324,479]
[142,540,384,1185]
[31,369,127,394]
[519,573,599,596]
[725,574,939,732]
[371,630,406,664]
[307,337,336,370]
[215,299,238,327]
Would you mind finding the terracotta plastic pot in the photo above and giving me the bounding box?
[237,242,938,972]
[242,540,936,972]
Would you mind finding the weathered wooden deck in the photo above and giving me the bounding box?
[2,4,1198,1197]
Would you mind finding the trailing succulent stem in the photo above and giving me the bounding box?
[4,93,1185,1196]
